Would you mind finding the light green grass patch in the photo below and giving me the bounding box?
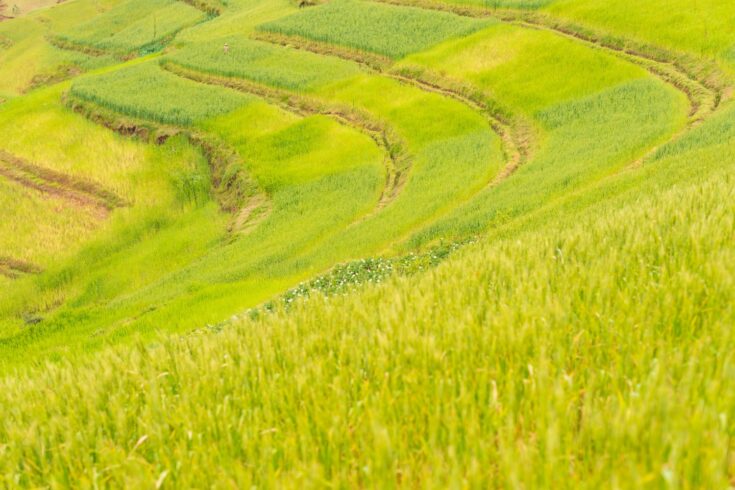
[408,78,687,247]
[313,74,502,254]
[0,17,110,94]
[401,23,646,113]
[0,99,385,364]
[0,87,166,202]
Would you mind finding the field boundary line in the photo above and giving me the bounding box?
[63,95,271,234]
[0,256,41,279]
[176,0,222,16]
[388,65,535,188]
[0,149,128,216]
[160,59,412,214]
[368,0,732,168]
[250,29,543,246]
[250,30,534,186]
[251,31,393,71]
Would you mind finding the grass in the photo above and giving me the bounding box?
[0,98,388,367]
[0,87,168,200]
[166,37,362,91]
[54,0,206,55]
[400,22,646,113]
[258,0,492,59]
[0,17,108,94]
[545,0,735,61]
[69,63,253,125]
[174,0,295,43]
[1,155,733,487]
[1,0,735,485]
[407,78,686,247]
[0,177,101,264]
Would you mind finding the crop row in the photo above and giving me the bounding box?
[69,63,251,126]
[258,0,491,59]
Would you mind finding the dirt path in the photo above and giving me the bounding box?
[0,149,127,217]
[160,60,412,213]
[0,256,41,279]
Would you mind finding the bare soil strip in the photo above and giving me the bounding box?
[47,36,112,58]
[64,95,271,234]
[251,31,393,71]
[0,149,127,216]
[160,59,412,212]
[0,256,41,279]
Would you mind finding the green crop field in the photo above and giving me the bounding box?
[1,0,734,486]
[53,0,207,55]
[259,0,491,58]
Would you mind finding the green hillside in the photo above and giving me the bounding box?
[1,0,734,486]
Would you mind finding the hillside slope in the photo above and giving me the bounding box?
[1,0,734,486]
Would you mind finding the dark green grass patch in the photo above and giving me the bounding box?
[69,63,252,125]
[166,37,362,91]
[258,0,492,59]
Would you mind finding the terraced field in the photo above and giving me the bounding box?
[1,0,735,486]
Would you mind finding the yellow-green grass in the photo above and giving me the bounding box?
[0,18,108,94]
[408,78,686,247]
[439,0,552,8]
[0,83,228,320]
[0,154,226,351]
[1,2,684,363]
[430,0,735,57]
[0,0,734,485]
[0,0,123,94]
[311,73,502,251]
[0,37,508,366]
[0,99,387,366]
[391,23,688,246]
[3,0,61,17]
[164,39,504,247]
[400,22,646,114]
[0,87,177,203]
[1,153,733,487]
[545,0,735,63]
[0,177,101,265]
[258,0,492,59]
[487,99,735,245]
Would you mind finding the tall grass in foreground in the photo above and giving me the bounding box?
[1,167,733,488]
